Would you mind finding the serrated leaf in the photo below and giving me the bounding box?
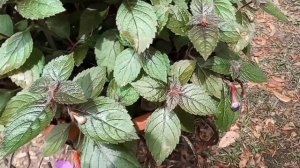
[0,31,33,76]
[189,25,219,60]
[0,101,55,156]
[203,56,231,75]
[73,67,106,99]
[0,92,44,125]
[74,45,88,67]
[131,76,167,102]
[0,89,17,115]
[169,60,197,84]
[145,108,181,165]
[116,0,158,53]
[154,5,170,33]
[219,22,241,42]
[141,48,170,83]
[46,15,70,39]
[29,77,53,94]
[79,5,109,38]
[191,67,223,98]
[42,54,74,81]
[260,1,288,21]
[81,137,140,168]
[107,79,139,106]
[113,48,142,86]
[179,84,217,115]
[9,48,45,89]
[214,0,236,21]
[78,97,138,144]
[167,6,191,36]
[216,88,239,130]
[95,29,123,73]
[53,81,87,104]
[0,14,13,38]
[240,63,267,83]
[173,0,189,9]
[166,82,181,112]
[232,22,255,52]
[42,123,70,156]
[16,0,65,20]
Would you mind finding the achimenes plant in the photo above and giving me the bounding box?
[0,0,287,167]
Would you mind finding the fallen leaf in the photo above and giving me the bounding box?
[255,153,267,168]
[270,76,285,83]
[294,62,300,66]
[239,148,251,168]
[253,125,263,139]
[218,131,240,148]
[272,91,292,102]
[267,22,276,36]
[264,118,276,133]
[281,122,295,131]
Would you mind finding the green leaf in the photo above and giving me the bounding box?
[191,67,223,98]
[232,22,255,52]
[79,5,109,38]
[42,123,70,156]
[154,5,170,33]
[0,89,17,115]
[179,84,217,115]
[173,0,189,9]
[260,1,288,21]
[81,137,140,168]
[46,15,70,39]
[0,0,8,8]
[216,88,239,130]
[203,56,231,75]
[9,48,45,89]
[29,77,53,94]
[113,48,142,86]
[116,0,158,53]
[73,67,106,99]
[219,22,241,42]
[78,97,138,144]
[189,25,219,60]
[74,45,89,67]
[53,81,87,104]
[0,91,44,125]
[42,54,74,81]
[16,0,65,20]
[0,31,33,76]
[141,48,170,83]
[167,6,191,36]
[150,0,172,5]
[131,76,167,102]
[213,0,236,21]
[0,14,13,38]
[0,101,55,156]
[174,107,195,133]
[240,63,267,83]
[95,29,123,73]
[145,108,181,165]
[169,60,197,85]
[107,79,139,106]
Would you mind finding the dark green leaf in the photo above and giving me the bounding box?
[113,48,142,86]
[179,84,217,115]
[81,137,140,168]
[154,5,170,32]
[74,45,89,67]
[174,107,195,133]
[145,108,181,165]
[131,76,167,102]
[53,81,87,104]
[46,15,70,39]
[260,1,288,21]
[42,123,70,156]
[0,14,13,38]
[0,101,55,156]
[167,6,191,36]
[0,89,17,116]
[78,97,138,144]
[42,54,74,81]
[73,67,106,99]
[214,0,236,21]
[0,31,33,75]
[169,60,197,85]
[203,56,231,75]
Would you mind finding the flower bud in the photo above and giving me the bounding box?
[230,83,240,111]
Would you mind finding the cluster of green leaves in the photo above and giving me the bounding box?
[0,0,287,167]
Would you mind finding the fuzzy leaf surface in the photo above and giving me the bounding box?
[53,81,87,104]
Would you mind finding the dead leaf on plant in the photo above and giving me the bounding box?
[239,147,251,168]
[218,131,240,148]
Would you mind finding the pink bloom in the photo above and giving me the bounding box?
[55,160,73,168]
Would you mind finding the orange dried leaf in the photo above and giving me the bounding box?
[218,131,240,148]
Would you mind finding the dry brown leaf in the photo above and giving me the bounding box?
[272,91,292,102]
[281,122,296,131]
[218,131,240,148]
[267,22,276,36]
[255,153,267,168]
[270,76,285,83]
[253,125,263,139]
[239,148,251,168]
[264,118,276,133]
[294,62,300,66]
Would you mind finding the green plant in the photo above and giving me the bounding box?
[0,0,287,167]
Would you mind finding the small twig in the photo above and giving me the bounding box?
[181,135,197,158]
[47,162,53,168]
[26,151,31,168]
[38,157,44,168]
[9,152,15,168]
[238,1,253,11]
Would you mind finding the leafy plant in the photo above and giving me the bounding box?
[0,0,287,167]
